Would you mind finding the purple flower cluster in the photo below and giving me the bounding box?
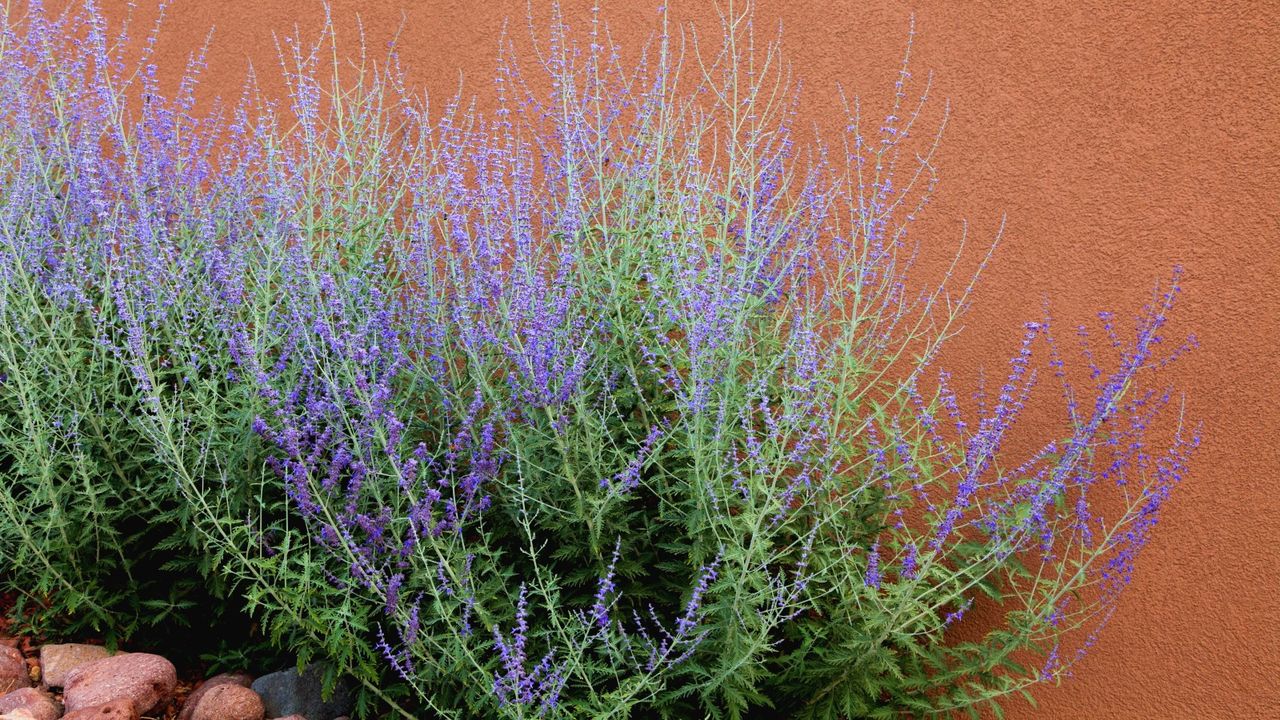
[492,586,567,715]
[854,266,1197,669]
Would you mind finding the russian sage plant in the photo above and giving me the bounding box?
[0,1,1197,718]
[0,0,277,650]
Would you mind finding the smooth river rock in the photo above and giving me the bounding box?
[62,653,175,715]
[178,671,255,720]
[0,688,59,720]
[61,698,138,720]
[38,644,111,688]
[189,683,264,720]
[0,648,29,695]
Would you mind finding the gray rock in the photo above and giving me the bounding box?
[250,663,354,720]
[38,644,111,688]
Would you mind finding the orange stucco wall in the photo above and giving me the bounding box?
[66,0,1280,717]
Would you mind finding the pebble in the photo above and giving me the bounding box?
[63,653,176,715]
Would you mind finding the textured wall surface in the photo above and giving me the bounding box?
[70,0,1280,717]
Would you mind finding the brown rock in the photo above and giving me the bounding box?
[0,647,28,695]
[38,644,112,688]
[190,684,263,720]
[61,698,137,720]
[0,709,37,720]
[178,672,254,720]
[0,688,60,720]
[0,654,26,698]
[63,653,175,715]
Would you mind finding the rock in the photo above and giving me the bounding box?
[178,672,254,720]
[189,683,263,720]
[62,653,175,715]
[38,644,112,688]
[61,698,137,720]
[273,716,307,720]
[251,663,354,720]
[0,688,60,720]
[0,647,28,694]
[0,709,36,720]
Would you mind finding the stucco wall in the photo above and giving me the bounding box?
[73,0,1280,717]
